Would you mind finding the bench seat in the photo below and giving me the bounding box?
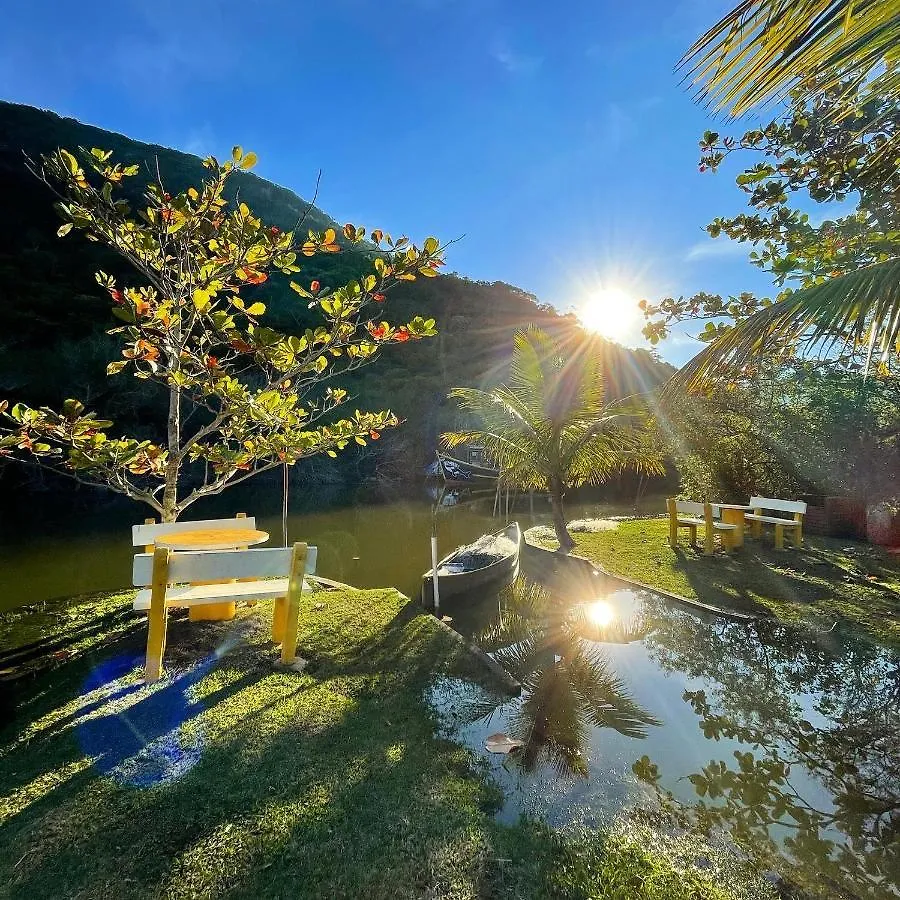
[677,517,737,530]
[743,514,799,526]
[133,577,313,611]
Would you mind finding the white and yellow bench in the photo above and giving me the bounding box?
[744,496,807,549]
[667,498,740,555]
[132,541,318,682]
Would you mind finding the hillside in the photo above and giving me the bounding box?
[0,101,673,494]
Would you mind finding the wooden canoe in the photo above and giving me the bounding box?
[422,522,522,606]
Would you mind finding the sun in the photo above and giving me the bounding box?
[576,285,640,342]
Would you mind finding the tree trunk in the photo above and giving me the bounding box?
[162,384,181,522]
[550,478,574,553]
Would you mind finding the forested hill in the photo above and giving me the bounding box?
[0,100,673,491]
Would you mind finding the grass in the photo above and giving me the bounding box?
[0,586,772,900]
[533,517,900,645]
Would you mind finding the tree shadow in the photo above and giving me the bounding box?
[1,591,534,899]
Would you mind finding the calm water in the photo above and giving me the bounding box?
[430,558,900,899]
[0,482,655,611]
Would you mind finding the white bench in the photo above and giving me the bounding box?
[667,499,739,555]
[744,496,807,549]
[132,542,318,682]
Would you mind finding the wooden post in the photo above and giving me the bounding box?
[143,517,156,554]
[793,512,803,547]
[666,498,678,548]
[774,523,785,550]
[280,542,308,664]
[752,508,763,539]
[703,503,715,556]
[145,547,170,682]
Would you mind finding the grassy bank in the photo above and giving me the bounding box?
[0,586,771,899]
[533,517,900,644]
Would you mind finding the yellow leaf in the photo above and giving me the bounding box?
[323,228,336,245]
[240,152,258,170]
[193,288,211,310]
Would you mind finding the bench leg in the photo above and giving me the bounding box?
[774,524,785,550]
[794,514,803,547]
[280,542,308,665]
[272,596,287,644]
[667,499,678,548]
[704,521,714,556]
[689,525,697,545]
[752,509,762,539]
[145,547,170,683]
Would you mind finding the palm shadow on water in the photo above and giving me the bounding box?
[460,576,660,779]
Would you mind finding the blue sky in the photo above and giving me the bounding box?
[0,0,784,364]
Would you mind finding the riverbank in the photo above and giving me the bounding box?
[528,517,900,645]
[0,586,768,899]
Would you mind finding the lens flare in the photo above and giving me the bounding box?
[576,285,640,342]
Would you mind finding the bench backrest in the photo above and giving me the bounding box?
[748,496,807,515]
[132,544,318,586]
[672,500,718,519]
[132,516,256,548]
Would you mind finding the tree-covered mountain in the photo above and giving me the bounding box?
[0,100,672,495]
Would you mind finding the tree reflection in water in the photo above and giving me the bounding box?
[635,593,900,899]
[469,577,659,778]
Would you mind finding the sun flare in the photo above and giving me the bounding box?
[586,600,616,627]
[576,286,640,342]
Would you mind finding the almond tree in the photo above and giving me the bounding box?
[0,145,442,520]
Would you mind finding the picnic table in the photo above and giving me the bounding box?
[710,504,751,548]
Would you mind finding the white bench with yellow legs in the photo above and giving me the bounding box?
[667,498,739,556]
[744,496,807,550]
[132,542,318,682]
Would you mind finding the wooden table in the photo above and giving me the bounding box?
[710,504,751,548]
[155,529,269,620]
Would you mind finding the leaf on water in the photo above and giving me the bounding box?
[485,733,522,754]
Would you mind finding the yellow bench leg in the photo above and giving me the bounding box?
[667,498,678,548]
[752,508,762,539]
[272,596,287,644]
[145,547,170,682]
[793,514,803,548]
[280,543,308,665]
[774,524,785,550]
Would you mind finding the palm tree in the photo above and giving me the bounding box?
[442,327,663,552]
[682,1,900,133]
[672,1,900,390]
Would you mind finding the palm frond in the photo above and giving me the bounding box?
[682,0,900,117]
[667,257,900,393]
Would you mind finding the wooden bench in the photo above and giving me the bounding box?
[744,496,807,549]
[132,542,318,682]
[667,498,740,555]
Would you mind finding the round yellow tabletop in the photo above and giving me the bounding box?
[154,529,269,551]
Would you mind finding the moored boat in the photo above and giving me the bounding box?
[430,451,500,484]
[422,522,522,607]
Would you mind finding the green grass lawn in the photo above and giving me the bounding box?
[534,518,900,645]
[0,586,771,900]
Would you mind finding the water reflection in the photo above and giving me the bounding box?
[468,578,659,778]
[434,563,900,899]
[636,594,900,898]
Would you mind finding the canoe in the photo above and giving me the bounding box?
[422,522,522,606]
[434,451,500,484]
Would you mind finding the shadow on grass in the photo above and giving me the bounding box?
[0,591,548,900]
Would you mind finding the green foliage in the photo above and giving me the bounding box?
[0,142,444,519]
[443,327,664,549]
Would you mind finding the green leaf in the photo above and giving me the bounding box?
[106,360,128,375]
[57,222,73,237]
[424,236,439,254]
[59,149,80,176]
[232,145,243,162]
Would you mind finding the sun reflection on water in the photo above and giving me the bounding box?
[586,600,616,627]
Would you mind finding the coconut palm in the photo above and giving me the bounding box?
[442,327,663,552]
[682,0,900,132]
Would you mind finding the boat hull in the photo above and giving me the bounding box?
[422,522,522,607]
[433,452,500,484]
